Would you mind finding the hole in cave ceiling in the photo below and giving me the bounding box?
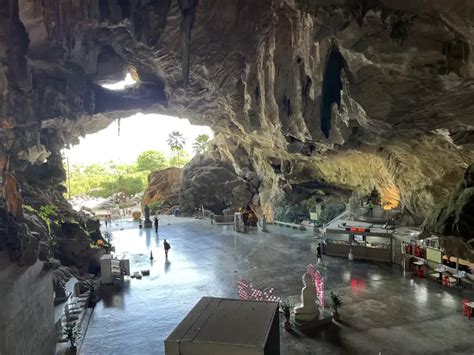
[100,73,137,91]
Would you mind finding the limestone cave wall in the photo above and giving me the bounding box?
[0,252,55,355]
[1,0,473,267]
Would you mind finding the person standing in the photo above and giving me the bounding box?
[317,243,322,265]
[105,219,108,228]
[154,216,159,233]
[163,239,171,258]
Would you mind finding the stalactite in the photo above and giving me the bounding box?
[177,0,199,86]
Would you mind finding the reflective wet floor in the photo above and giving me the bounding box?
[81,217,474,354]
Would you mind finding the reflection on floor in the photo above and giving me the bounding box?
[80,217,474,355]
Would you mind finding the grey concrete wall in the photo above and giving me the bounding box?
[0,252,55,355]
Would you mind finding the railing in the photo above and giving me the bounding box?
[322,204,349,229]
[213,215,234,224]
[273,220,306,230]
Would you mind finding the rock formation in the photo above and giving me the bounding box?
[142,167,182,211]
[424,164,474,260]
[0,0,473,266]
[180,154,255,215]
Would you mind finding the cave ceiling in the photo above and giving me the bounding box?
[1,0,473,234]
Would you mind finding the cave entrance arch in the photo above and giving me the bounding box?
[62,73,215,218]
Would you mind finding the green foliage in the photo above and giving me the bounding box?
[23,204,58,233]
[23,204,36,214]
[167,131,187,168]
[169,150,190,168]
[64,148,193,199]
[280,300,294,320]
[23,204,58,254]
[192,134,210,154]
[136,150,168,172]
[64,322,78,349]
[329,291,343,313]
[167,131,186,151]
[38,205,58,221]
[67,159,155,199]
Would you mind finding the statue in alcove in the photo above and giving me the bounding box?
[368,186,381,206]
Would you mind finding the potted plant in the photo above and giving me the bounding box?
[64,322,78,354]
[85,279,98,307]
[280,300,294,330]
[329,291,343,321]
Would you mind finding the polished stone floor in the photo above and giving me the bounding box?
[81,217,474,355]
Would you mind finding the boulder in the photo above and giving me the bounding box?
[180,155,253,215]
[142,168,182,210]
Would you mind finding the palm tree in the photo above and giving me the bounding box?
[192,134,210,155]
[167,131,186,167]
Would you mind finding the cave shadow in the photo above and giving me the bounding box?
[291,322,356,354]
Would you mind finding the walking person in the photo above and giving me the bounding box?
[163,239,171,259]
[154,216,159,234]
[317,243,323,265]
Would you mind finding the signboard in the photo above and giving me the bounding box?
[310,212,318,221]
[426,248,442,263]
[346,227,370,233]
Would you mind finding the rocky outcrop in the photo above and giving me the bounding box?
[180,154,255,215]
[142,167,182,209]
[0,0,473,265]
[425,164,474,243]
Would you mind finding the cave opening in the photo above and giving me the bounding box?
[62,74,214,217]
[52,71,214,218]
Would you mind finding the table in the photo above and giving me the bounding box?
[412,260,425,277]
[452,274,465,287]
[433,268,446,283]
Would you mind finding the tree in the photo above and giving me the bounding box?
[192,134,210,155]
[167,131,186,167]
[169,150,191,168]
[136,150,168,172]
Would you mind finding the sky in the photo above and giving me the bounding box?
[62,73,213,164]
[63,113,213,164]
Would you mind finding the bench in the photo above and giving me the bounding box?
[273,221,306,231]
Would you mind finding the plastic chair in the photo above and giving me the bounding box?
[443,276,451,287]
[417,269,425,278]
[462,299,472,317]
